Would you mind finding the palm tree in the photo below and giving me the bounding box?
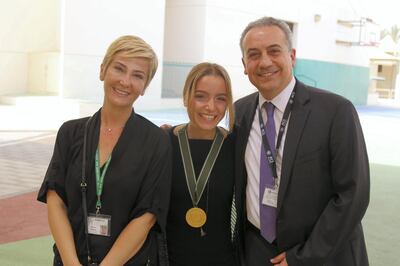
[381,25,400,43]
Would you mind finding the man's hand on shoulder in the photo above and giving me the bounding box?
[271,252,288,266]
[160,124,172,130]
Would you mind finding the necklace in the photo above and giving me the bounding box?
[103,126,124,133]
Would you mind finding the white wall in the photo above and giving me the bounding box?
[0,52,28,95]
[163,0,207,62]
[1,0,378,110]
[295,0,374,67]
[28,52,60,94]
[0,0,60,95]
[187,0,376,101]
[161,0,207,108]
[0,0,59,52]
[199,0,302,100]
[62,0,166,111]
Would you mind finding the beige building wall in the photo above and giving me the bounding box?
[0,0,60,96]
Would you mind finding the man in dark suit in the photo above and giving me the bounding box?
[234,17,370,265]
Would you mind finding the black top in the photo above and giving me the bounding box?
[166,128,236,266]
[37,109,172,265]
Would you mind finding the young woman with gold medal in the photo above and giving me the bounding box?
[166,63,239,266]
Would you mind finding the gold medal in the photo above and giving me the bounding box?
[185,207,207,228]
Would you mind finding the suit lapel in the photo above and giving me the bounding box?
[277,82,311,212]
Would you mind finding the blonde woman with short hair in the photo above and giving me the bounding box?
[38,35,171,265]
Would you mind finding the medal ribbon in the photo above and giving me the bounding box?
[258,90,295,184]
[178,125,225,207]
[95,148,112,214]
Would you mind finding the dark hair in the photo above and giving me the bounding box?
[240,16,293,56]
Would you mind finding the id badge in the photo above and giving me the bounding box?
[88,213,111,236]
[262,187,278,208]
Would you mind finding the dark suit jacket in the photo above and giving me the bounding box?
[234,80,370,266]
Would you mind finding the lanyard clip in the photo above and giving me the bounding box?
[96,196,101,215]
[80,181,87,192]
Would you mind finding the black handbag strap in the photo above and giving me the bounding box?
[157,231,169,266]
[81,117,94,264]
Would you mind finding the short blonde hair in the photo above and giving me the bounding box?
[101,35,158,89]
[183,62,235,131]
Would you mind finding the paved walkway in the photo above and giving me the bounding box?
[0,191,49,244]
[0,131,56,244]
[0,131,56,199]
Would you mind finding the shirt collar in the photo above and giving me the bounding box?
[258,76,296,113]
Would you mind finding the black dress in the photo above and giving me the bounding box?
[37,109,172,265]
[166,128,236,266]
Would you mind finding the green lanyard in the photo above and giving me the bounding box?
[95,148,112,214]
[178,125,225,207]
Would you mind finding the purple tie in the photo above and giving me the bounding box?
[260,102,276,243]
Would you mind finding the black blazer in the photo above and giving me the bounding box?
[234,80,370,265]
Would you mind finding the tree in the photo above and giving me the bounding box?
[381,25,400,43]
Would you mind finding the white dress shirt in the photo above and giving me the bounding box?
[245,77,296,228]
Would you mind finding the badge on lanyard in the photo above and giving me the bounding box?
[88,213,111,236]
[262,187,278,208]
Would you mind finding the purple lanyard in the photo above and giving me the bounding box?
[258,90,295,180]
